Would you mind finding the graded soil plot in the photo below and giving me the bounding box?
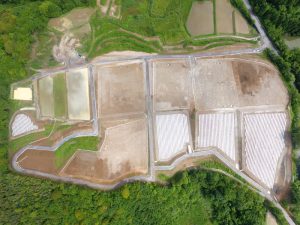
[186,1,214,36]
[216,0,234,34]
[235,11,250,34]
[152,59,192,111]
[60,118,148,183]
[196,112,236,161]
[53,73,68,119]
[18,149,57,174]
[232,60,289,107]
[38,76,54,117]
[243,112,288,189]
[155,113,191,162]
[194,59,239,110]
[97,61,146,117]
[66,68,90,121]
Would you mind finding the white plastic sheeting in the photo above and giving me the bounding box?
[244,112,287,189]
[12,114,38,137]
[156,113,190,161]
[197,113,236,161]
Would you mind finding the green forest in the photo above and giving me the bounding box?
[0,0,299,224]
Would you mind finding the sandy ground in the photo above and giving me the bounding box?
[186,1,214,36]
[152,59,192,111]
[216,0,234,34]
[38,76,54,117]
[235,11,250,34]
[66,68,90,120]
[96,61,146,118]
[60,117,148,183]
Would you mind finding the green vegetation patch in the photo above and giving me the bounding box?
[100,0,107,6]
[53,73,67,119]
[54,136,99,168]
[28,30,61,72]
[150,0,172,17]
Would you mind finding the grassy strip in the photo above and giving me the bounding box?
[188,37,256,46]
[232,11,236,35]
[198,160,246,183]
[213,0,217,34]
[53,73,67,119]
[150,0,171,17]
[54,136,99,168]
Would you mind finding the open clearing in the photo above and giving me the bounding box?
[243,112,287,188]
[61,117,148,183]
[186,1,214,36]
[66,68,90,120]
[216,0,234,34]
[152,59,192,111]
[96,61,146,117]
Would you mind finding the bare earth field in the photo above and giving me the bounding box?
[18,149,57,174]
[216,0,234,34]
[151,59,192,111]
[60,117,148,184]
[96,61,146,118]
[186,1,214,36]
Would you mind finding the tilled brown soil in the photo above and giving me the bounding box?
[18,149,57,174]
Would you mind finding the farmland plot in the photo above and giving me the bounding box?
[96,61,146,117]
[152,59,192,111]
[186,1,214,36]
[197,112,236,161]
[216,0,234,34]
[38,76,54,117]
[155,113,191,162]
[243,112,287,188]
[66,68,90,121]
